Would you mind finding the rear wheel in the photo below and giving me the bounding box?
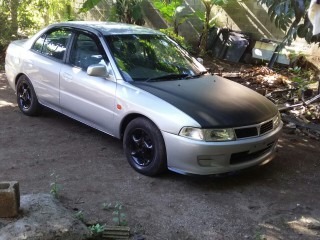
[123,117,167,176]
[16,75,42,116]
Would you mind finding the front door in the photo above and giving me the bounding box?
[60,32,117,135]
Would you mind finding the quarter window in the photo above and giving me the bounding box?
[32,29,71,60]
[33,35,45,52]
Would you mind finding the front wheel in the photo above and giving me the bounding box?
[16,75,42,116]
[123,117,167,176]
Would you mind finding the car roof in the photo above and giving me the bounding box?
[51,21,163,36]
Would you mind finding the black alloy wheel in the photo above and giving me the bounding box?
[130,128,154,167]
[16,75,41,116]
[123,117,167,176]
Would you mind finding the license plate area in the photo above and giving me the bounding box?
[230,141,275,165]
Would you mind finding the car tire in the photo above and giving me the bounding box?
[16,75,42,116]
[123,117,167,176]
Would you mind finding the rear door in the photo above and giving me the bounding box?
[27,28,72,110]
[60,31,117,135]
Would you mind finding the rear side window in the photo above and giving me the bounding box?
[32,29,71,60]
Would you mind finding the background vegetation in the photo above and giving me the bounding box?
[0,0,74,52]
[0,0,319,58]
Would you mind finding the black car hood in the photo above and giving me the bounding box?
[131,75,278,128]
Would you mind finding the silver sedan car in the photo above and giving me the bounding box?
[5,21,282,176]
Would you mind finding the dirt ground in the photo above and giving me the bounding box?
[1,68,320,240]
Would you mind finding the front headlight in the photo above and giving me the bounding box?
[203,129,235,141]
[273,112,281,130]
[179,127,235,142]
[179,127,204,140]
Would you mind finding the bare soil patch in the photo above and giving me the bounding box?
[1,66,320,239]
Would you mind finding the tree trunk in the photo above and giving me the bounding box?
[10,0,19,38]
[199,2,212,55]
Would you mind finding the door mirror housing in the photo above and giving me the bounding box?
[87,64,109,77]
[196,58,204,65]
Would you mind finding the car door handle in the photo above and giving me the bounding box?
[62,72,72,82]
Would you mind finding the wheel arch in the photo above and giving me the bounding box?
[15,73,27,88]
[119,113,159,140]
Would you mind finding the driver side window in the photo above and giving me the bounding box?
[69,33,108,71]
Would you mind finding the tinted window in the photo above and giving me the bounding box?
[33,29,71,60]
[32,35,45,52]
[70,33,108,70]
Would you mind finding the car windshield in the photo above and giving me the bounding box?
[105,34,206,81]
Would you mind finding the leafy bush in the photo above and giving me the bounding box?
[0,4,12,52]
[108,0,145,25]
[257,0,320,45]
[159,28,191,51]
[80,0,145,25]
[152,0,183,23]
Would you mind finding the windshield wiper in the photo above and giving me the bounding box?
[185,70,208,79]
[145,73,188,82]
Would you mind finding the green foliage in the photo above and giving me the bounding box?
[254,228,266,240]
[0,6,11,52]
[291,76,310,98]
[0,0,75,52]
[289,66,302,74]
[257,0,320,45]
[17,1,42,34]
[194,9,221,30]
[152,0,193,35]
[79,0,103,13]
[74,210,84,221]
[102,201,127,226]
[112,202,127,226]
[111,0,145,25]
[260,0,294,31]
[80,0,145,25]
[257,0,320,68]
[159,28,190,50]
[50,182,61,199]
[19,0,75,34]
[152,0,182,23]
[50,172,63,199]
[89,223,106,236]
[153,0,225,54]
[198,0,227,55]
[285,62,317,99]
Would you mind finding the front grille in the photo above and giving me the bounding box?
[234,118,274,140]
[234,127,258,139]
[230,143,274,165]
[260,120,273,135]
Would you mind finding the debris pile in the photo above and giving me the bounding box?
[217,64,320,140]
[239,66,289,90]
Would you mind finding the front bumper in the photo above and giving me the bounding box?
[162,122,283,175]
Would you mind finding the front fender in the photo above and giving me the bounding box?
[114,80,200,138]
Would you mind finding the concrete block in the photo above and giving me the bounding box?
[0,181,20,218]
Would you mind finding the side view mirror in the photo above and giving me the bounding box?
[87,64,109,77]
[196,58,204,65]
